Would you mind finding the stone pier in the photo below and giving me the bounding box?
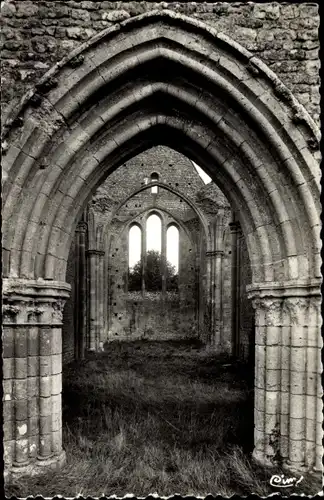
[2,279,70,479]
[248,281,322,472]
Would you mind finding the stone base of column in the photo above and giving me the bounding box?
[284,459,317,475]
[5,452,66,482]
[252,447,322,477]
[252,447,274,468]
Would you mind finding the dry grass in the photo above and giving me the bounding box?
[5,339,321,497]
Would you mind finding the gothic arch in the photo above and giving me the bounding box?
[109,181,209,245]
[2,10,321,475]
[2,10,320,285]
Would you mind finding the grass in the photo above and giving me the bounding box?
[5,339,321,497]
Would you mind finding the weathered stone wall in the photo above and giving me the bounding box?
[103,212,198,341]
[103,149,205,341]
[61,143,255,359]
[90,145,221,225]
[1,1,320,125]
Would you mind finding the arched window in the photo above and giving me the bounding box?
[146,213,162,291]
[146,214,161,253]
[150,172,159,194]
[128,214,180,294]
[166,225,179,291]
[128,225,142,291]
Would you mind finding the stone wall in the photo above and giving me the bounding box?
[107,218,198,341]
[60,140,256,362]
[90,145,221,225]
[1,1,320,125]
[61,144,248,359]
[103,148,206,341]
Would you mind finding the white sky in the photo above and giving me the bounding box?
[129,225,141,268]
[146,214,162,253]
[192,162,212,184]
[128,163,211,270]
[167,225,179,271]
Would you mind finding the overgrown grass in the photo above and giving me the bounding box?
[5,339,321,497]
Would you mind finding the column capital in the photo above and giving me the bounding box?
[229,221,243,235]
[2,279,70,325]
[251,296,283,313]
[206,250,224,257]
[86,249,105,256]
[76,221,88,233]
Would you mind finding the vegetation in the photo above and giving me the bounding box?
[5,339,321,497]
[128,250,178,291]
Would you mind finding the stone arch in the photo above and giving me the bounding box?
[2,9,321,476]
[109,182,210,246]
[115,206,196,250]
[2,10,320,285]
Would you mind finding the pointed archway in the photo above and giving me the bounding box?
[2,10,321,477]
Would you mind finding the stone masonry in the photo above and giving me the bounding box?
[1,2,320,126]
[1,1,321,481]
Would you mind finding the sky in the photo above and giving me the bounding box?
[128,162,211,271]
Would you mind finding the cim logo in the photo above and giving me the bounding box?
[270,474,304,488]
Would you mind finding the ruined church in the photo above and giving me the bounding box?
[1,0,322,481]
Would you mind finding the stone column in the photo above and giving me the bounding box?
[204,244,213,345]
[205,211,227,351]
[2,278,70,480]
[161,219,167,297]
[98,254,105,348]
[248,282,322,472]
[229,221,242,357]
[86,249,105,351]
[205,249,224,349]
[74,221,87,360]
[141,221,147,296]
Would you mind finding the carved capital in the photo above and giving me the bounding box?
[206,250,224,257]
[26,304,43,322]
[76,221,88,233]
[229,221,242,236]
[252,297,282,311]
[52,299,66,323]
[2,303,21,323]
[252,297,283,326]
[282,297,310,325]
[86,249,105,256]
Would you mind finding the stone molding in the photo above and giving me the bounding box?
[2,278,71,297]
[247,279,321,299]
[206,250,224,257]
[76,221,88,233]
[2,279,71,325]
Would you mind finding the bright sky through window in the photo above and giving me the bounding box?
[167,225,179,272]
[129,225,141,268]
[146,214,161,253]
[129,162,210,269]
[192,162,212,184]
